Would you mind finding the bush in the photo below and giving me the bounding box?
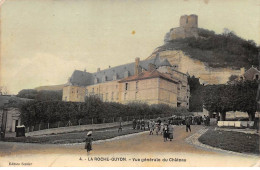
[20,96,189,127]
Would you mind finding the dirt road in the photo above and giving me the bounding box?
[0,125,259,167]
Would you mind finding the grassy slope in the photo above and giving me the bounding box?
[157,28,259,69]
[198,128,259,154]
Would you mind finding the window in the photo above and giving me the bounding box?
[92,88,94,93]
[116,92,119,100]
[136,81,138,90]
[124,93,127,100]
[106,93,108,101]
[255,74,259,80]
[85,89,88,96]
[111,92,114,100]
[125,83,128,90]
[116,85,118,89]
[77,90,79,93]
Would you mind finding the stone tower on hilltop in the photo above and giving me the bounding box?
[164,14,199,42]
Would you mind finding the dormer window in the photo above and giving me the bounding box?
[94,77,98,84]
[124,71,129,78]
[113,74,118,80]
[102,75,107,82]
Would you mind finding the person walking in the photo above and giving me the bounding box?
[163,124,169,142]
[148,120,154,135]
[155,123,160,135]
[185,117,191,132]
[168,124,174,141]
[85,131,93,155]
[160,122,164,135]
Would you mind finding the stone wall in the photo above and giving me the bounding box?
[165,14,198,42]
[86,80,119,102]
[62,85,86,102]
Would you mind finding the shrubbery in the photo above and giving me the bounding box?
[160,28,259,69]
[20,96,190,127]
[17,89,62,101]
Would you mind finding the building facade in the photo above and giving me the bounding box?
[62,56,190,108]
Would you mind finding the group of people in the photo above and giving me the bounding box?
[203,115,211,126]
[147,119,174,142]
[132,119,146,130]
[85,115,212,153]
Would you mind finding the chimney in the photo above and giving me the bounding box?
[135,57,140,76]
[148,63,156,72]
[97,68,100,72]
[240,67,245,75]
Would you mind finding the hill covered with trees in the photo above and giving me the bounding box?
[156,28,259,69]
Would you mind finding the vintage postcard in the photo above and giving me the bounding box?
[0,0,259,167]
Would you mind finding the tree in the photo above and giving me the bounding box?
[188,75,203,112]
[17,89,38,99]
[0,86,9,95]
[202,81,258,121]
[233,80,258,120]
[36,90,62,101]
[228,75,239,82]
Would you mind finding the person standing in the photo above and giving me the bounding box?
[85,131,93,155]
[163,124,169,142]
[185,117,191,132]
[148,120,154,135]
[168,124,174,141]
[118,121,122,133]
[133,119,137,130]
[155,123,160,135]
[141,119,145,130]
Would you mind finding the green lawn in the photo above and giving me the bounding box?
[3,125,148,144]
[199,128,259,154]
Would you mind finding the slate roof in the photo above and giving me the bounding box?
[69,70,94,86]
[69,56,173,86]
[243,66,260,80]
[119,69,179,84]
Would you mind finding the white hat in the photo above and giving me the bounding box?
[87,131,92,136]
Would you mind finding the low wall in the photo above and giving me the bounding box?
[26,121,132,137]
[217,121,254,128]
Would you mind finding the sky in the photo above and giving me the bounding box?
[1,0,259,94]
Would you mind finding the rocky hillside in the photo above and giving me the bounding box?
[150,28,259,70]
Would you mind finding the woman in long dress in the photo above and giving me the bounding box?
[168,124,174,141]
[85,131,93,155]
[163,124,169,142]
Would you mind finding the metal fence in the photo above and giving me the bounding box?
[26,113,172,132]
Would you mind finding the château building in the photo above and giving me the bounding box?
[62,55,190,108]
